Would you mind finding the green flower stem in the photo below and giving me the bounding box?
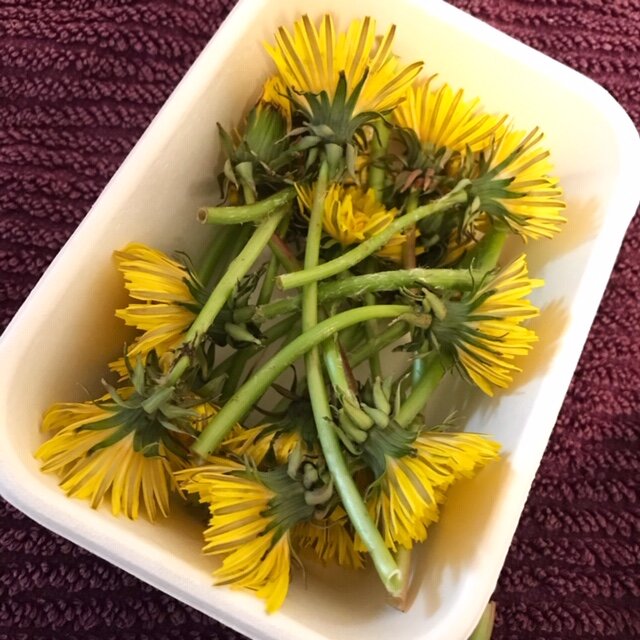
[412,357,426,387]
[339,324,366,352]
[300,160,402,596]
[166,354,190,386]
[368,120,390,199]
[394,353,448,429]
[322,335,352,397]
[468,602,496,640]
[190,305,412,454]
[233,268,475,324]
[268,233,302,273]
[277,188,468,290]
[362,262,382,379]
[204,223,253,293]
[199,314,298,397]
[257,217,293,306]
[184,208,287,345]
[197,187,296,225]
[462,227,508,273]
[257,253,279,306]
[198,226,231,285]
[349,322,408,368]
[387,545,414,612]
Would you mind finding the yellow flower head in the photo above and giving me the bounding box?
[266,14,422,117]
[111,243,203,374]
[395,77,507,154]
[35,395,192,521]
[477,128,567,240]
[431,254,542,395]
[176,461,315,613]
[371,431,500,551]
[297,182,416,262]
[358,425,500,552]
[293,505,364,569]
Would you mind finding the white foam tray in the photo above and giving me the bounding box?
[1,1,639,639]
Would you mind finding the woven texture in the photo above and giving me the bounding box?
[0,1,638,638]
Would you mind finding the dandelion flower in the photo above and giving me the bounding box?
[177,462,315,613]
[476,128,567,240]
[358,422,500,552]
[431,254,542,395]
[112,243,203,374]
[35,396,189,520]
[297,183,416,262]
[266,15,422,118]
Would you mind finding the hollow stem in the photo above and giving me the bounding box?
[318,330,403,596]
[278,188,468,290]
[349,322,408,368]
[462,226,508,273]
[302,161,402,596]
[233,268,476,324]
[197,187,296,225]
[394,353,448,429]
[198,226,231,285]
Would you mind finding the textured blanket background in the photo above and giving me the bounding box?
[1,1,638,638]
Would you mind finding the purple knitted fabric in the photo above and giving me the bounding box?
[0,1,638,639]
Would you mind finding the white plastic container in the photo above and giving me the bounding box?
[1,1,639,639]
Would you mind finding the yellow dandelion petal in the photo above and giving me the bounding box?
[222,424,276,467]
[112,243,201,370]
[259,75,292,124]
[438,254,542,396]
[486,128,567,240]
[298,182,413,261]
[176,462,313,613]
[293,506,364,569]
[361,430,500,551]
[266,14,422,116]
[35,400,182,520]
[395,78,507,153]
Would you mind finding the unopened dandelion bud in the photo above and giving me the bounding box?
[373,377,391,415]
[423,290,447,321]
[338,411,370,443]
[341,395,375,431]
[334,423,362,456]
[362,404,390,429]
